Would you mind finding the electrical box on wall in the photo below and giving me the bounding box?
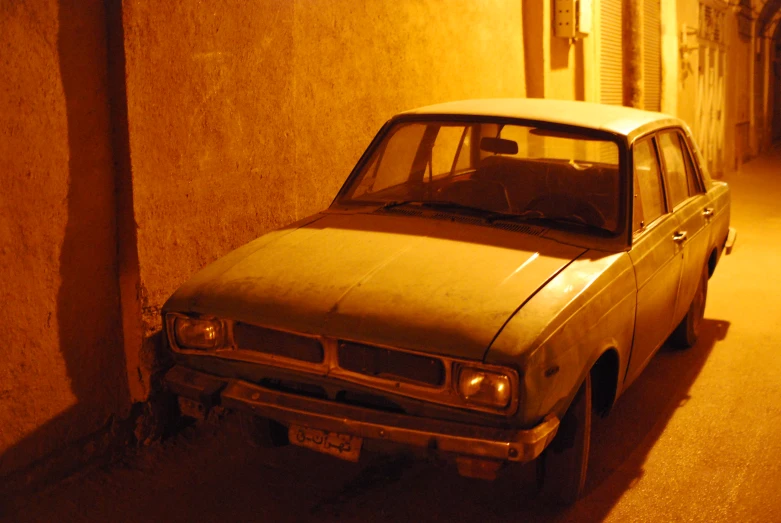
[554,0,592,39]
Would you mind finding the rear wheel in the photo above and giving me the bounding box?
[669,265,708,349]
[537,372,591,505]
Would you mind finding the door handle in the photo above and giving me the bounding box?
[673,231,688,243]
[702,207,714,219]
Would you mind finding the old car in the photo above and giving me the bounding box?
[162,99,735,504]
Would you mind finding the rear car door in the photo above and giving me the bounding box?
[657,129,711,325]
[625,135,683,387]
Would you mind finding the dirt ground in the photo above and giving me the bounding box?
[4,147,781,523]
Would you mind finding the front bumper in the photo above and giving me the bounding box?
[164,365,559,463]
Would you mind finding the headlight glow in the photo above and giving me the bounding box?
[457,367,512,408]
[172,315,226,350]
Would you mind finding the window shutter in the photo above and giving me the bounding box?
[600,0,623,105]
[643,0,662,112]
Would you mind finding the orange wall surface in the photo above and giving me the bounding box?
[121,0,526,398]
[0,0,526,481]
[0,0,130,478]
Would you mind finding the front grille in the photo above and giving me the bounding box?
[259,378,328,400]
[337,341,445,387]
[233,322,324,363]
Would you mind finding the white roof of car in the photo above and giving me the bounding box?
[401,98,681,137]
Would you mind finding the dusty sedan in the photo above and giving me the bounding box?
[162,99,735,504]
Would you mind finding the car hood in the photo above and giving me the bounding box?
[165,212,587,360]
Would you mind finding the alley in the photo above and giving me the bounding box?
[3,147,781,523]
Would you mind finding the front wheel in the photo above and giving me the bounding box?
[536,372,591,505]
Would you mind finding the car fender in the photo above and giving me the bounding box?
[485,251,636,426]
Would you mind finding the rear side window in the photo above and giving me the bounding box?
[679,134,703,196]
[633,138,665,231]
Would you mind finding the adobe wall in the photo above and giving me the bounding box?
[0,0,129,478]
[121,0,527,399]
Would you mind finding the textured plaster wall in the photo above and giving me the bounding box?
[120,0,299,400]
[521,0,583,101]
[121,0,526,399]
[0,0,129,478]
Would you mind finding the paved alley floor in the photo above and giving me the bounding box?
[3,148,781,523]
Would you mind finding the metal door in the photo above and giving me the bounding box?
[694,3,726,176]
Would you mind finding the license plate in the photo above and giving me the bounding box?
[289,425,362,462]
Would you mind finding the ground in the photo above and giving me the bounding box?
[3,147,781,523]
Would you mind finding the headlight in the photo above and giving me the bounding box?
[172,315,226,350]
[457,367,512,408]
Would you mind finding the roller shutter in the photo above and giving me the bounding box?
[600,0,623,105]
[643,0,662,112]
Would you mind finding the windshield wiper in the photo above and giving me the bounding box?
[377,200,613,235]
[417,200,501,215]
[380,200,545,223]
[498,213,613,235]
[379,200,509,220]
[378,200,420,210]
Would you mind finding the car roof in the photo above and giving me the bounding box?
[399,98,683,138]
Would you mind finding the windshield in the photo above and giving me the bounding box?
[337,119,623,234]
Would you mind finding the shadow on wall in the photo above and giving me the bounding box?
[0,0,132,495]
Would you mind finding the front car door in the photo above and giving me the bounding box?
[625,135,683,388]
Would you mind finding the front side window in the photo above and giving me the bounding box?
[339,119,623,235]
[633,137,665,231]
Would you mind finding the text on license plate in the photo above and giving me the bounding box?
[289,425,362,462]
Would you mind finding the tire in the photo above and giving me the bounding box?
[669,265,708,349]
[537,372,592,505]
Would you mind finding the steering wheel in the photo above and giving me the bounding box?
[524,193,606,227]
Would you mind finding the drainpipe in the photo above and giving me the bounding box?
[763,37,771,149]
[749,17,756,157]
[625,0,644,108]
